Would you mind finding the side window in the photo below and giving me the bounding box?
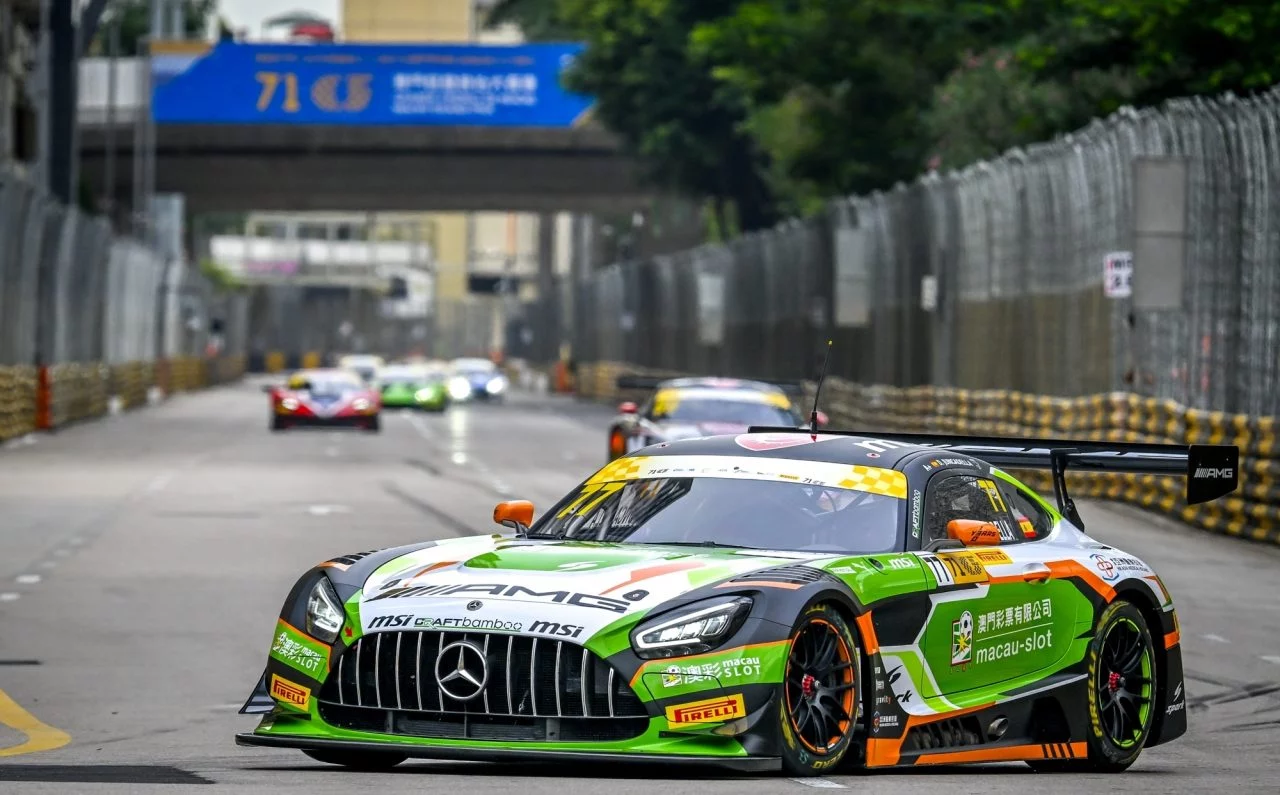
[923,473,1014,544]
[996,480,1055,541]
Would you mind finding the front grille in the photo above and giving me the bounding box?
[317,630,649,742]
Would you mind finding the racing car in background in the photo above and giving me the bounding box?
[336,354,385,384]
[237,427,1237,774]
[265,369,381,432]
[606,376,827,460]
[447,357,509,403]
[376,364,450,412]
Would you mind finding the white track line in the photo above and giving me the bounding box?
[790,778,846,789]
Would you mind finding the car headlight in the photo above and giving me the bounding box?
[305,576,345,643]
[631,596,752,659]
[486,377,507,394]
[352,398,372,411]
[280,397,299,411]
[415,388,434,401]
[448,377,471,399]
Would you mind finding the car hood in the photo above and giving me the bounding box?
[355,535,829,641]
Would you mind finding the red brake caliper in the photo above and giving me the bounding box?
[801,673,817,699]
[1107,671,1122,693]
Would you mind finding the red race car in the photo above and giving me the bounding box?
[264,368,381,432]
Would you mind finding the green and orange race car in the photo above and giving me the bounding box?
[237,428,1237,775]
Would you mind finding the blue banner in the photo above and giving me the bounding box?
[151,41,595,127]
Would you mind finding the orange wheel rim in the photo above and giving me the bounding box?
[784,617,857,754]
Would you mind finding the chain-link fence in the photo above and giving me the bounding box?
[568,87,1280,417]
[0,166,248,438]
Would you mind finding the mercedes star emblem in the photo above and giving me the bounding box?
[435,640,488,701]
[466,600,483,611]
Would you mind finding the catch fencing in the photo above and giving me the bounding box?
[0,167,247,441]
[565,86,1280,544]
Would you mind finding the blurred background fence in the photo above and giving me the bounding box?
[569,87,1280,418]
[0,167,248,440]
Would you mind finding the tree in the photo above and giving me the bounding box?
[1035,0,1280,106]
[87,0,219,56]
[483,0,577,41]
[692,1,1066,208]
[499,0,780,232]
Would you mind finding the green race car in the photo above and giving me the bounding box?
[237,428,1237,775]
[377,366,449,412]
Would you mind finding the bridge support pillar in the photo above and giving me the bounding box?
[536,212,559,365]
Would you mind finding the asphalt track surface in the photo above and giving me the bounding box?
[0,377,1277,793]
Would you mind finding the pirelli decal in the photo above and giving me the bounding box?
[269,673,311,710]
[665,693,746,727]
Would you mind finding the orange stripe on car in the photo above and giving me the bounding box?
[714,580,802,590]
[913,741,1087,765]
[601,560,703,595]
[855,613,880,656]
[1164,629,1180,649]
[987,559,1117,602]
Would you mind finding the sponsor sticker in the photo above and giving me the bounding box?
[269,674,310,710]
[972,548,1013,566]
[661,655,761,687]
[1091,553,1148,582]
[920,550,989,586]
[269,621,328,677]
[734,434,839,452]
[1166,682,1185,716]
[872,712,899,730]
[954,598,1056,670]
[1018,518,1037,538]
[665,694,746,726]
[951,611,973,665]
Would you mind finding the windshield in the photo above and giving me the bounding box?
[651,398,798,426]
[530,468,903,554]
[381,371,441,386]
[295,375,361,393]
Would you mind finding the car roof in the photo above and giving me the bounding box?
[661,376,784,393]
[629,432,969,470]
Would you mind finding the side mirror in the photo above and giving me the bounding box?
[618,401,638,415]
[494,499,535,532]
[815,410,830,427]
[947,519,1003,547]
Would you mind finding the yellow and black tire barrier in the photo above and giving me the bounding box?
[0,366,37,442]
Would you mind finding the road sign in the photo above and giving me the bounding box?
[1103,251,1133,299]
[151,41,595,128]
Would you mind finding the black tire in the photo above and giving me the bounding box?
[365,416,381,433]
[302,749,407,770]
[1028,599,1156,773]
[778,604,862,776]
[270,416,286,432]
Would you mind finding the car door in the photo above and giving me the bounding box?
[918,470,1072,697]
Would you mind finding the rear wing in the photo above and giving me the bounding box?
[744,427,1239,528]
[617,375,806,396]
